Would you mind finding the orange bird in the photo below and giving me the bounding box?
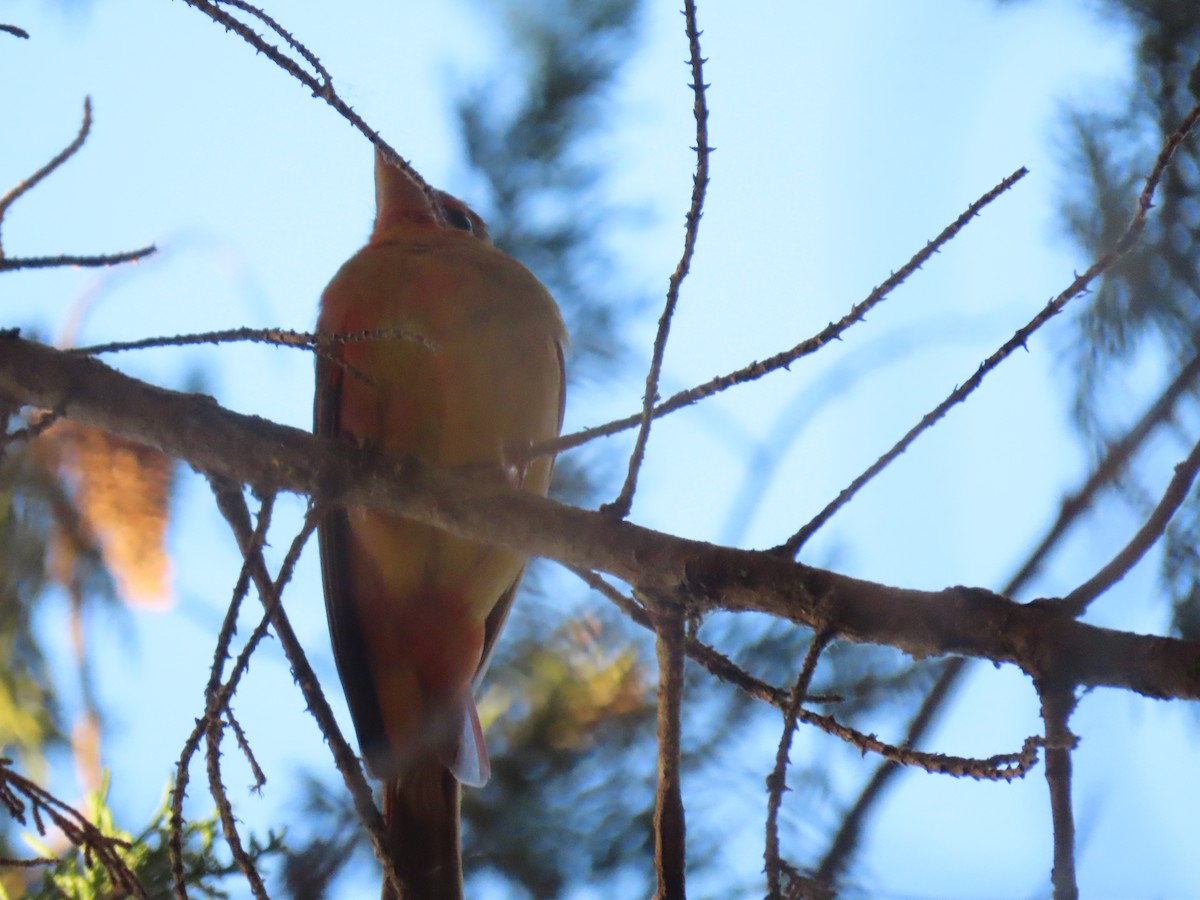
[315,150,567,898]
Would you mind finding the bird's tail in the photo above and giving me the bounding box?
[381,761,463,900]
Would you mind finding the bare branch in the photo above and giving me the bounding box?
[1059,436,1200,615]
[540,166,1028,460]
[779,101,1200,556]
[205,713,269,899]
[0,24,30,39]
[570,567,1034,779]
[571,567,838,709]
[650,594,688,900]
[201,487,277,899]
[0,97,92,252]
[0,247,156,272]
[172,488,288,899]
[69,325,432,357]
[765,632,832,898]
[817,348,1200,883]
[605,0,711,519]
[1039,685,1079,900]
[0,98,153,272]
[175,0,441,219]
[206,483,405,898]
[3,336,1200,699]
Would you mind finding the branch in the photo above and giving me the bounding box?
[1039,685,1079,900]
[206,483,405,898]
[0,97,155,270]
[1059,435,1200,615]
[69,325,432,357]
[816,348,1200,883]
[543,166,1028,459]
[779,100,1200,555]
[175,0,441,220]
[2,335,1200,699]
[0,98,92,248]
[570,566,840,709]
[0,248,155,272]
[573,568,1040,781]
[605,0,711,519]
[650,595,687,900]
[1010,348,1200,592]
[0,759,141,896]
[764,632,832,898]
[200,487,279,900]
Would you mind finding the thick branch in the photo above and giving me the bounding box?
[2,334,1200,699]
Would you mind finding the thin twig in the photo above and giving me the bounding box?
[604,0,710,519]
[569,567,839,709]
[207,483,405,898]
[0,96,152,271]
[537,167,1028,461]
[764,631,833,899]
[170,488,274,899]
[815,348,1200,884]
[176,0,441,220]
[218,0,331,83]
[1039,684,1079,900]
[0,248,155,272]
[206,489,274,702]
[69,325,432,357]
[1059,436,1200,615]
[0,758,141,896]
[198,489,277,896]
[569,567,1033,780]
[1012,349,1200,592]
[226,708,267,792]
[779,101,1200,556]
[684,632,839,708]
[0,97,92,255]
[0,24,30,39]
[205,714,269,899]
[650,593,688,900]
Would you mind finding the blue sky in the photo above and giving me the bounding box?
[3,0,1198,896]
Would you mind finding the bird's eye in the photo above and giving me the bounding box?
[444,207,474,234]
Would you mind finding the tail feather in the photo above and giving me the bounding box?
[439,695,490,789]
[382,762,463,900]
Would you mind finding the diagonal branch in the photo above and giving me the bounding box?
[778,100,1200,556]
[542,167,1029,460]
[0,98,92,249]
[816,347,1200,883]
[1059,435,1200,615]
[176,0,441,219]
[206,483,406,899]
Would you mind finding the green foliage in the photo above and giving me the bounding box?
[465,617,657,897]
[0,445,70,774]
[20,779,284,900]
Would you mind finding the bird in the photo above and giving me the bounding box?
[315,148,567,898]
